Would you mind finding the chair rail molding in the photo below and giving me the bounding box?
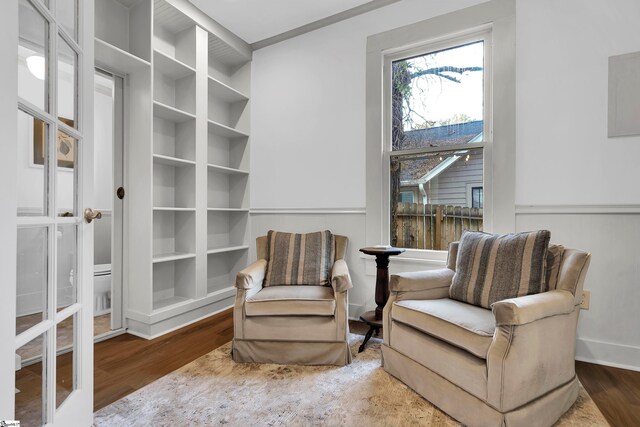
[515,204,640,215]
[250,208,366,215]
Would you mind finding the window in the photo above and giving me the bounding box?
[388,35,489,250]
[472,186,483,209]
[365,0,516,259]
[399,191,415,203]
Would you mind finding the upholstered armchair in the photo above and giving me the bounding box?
[232,231,353,366]
[382,233,591,427]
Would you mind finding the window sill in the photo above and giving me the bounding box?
[358,249,447,267]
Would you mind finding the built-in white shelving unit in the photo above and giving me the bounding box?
[95,0,152,67]
[153,154,196,167]
[208,119,250,139]
[95,38,151,73]
[120,0,251,338]
[153,100,196,122]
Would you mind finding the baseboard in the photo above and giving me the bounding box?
[576,337,640,372]
[127,299,234,340]
[94,328,126,343]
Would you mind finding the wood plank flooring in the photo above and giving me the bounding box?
[92,313,640,427]
[14,309,640,426]
[93,307,234,411]
[576,361,640,426]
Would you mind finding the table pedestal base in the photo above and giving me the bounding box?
[358,311,382,353]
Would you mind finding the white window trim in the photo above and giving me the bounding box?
[365,0,516,262]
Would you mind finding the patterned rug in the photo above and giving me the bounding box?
[94,334,608,426]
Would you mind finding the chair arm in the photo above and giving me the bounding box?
[331,259,353,293]
[389,268,454,292]
[492,290,575,326]
[235,259,267,290]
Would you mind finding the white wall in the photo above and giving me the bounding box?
[251,0,485,209]
[516,0,640,205]
[516,212,640,371]
[251,0,486,319]
[514,0,640,370]
[251,0,640,370]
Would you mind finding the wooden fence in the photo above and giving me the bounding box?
[393,203,483,250]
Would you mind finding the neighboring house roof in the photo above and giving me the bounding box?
[398,120,482,183]
[401,120,483,150]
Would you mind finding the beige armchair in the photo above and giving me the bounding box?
[232,234,353,366]
[382,242,591,427]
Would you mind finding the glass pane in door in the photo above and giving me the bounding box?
[56,130,77,216]
[17,110,49,217]
[56,313,76,408]
[56,0,77,41]
[15,332,48,426]
[18,0,48,112]
[16,227,48,335]
[57,35,77,127]
[15,0,91,422]
[57,224,77,311]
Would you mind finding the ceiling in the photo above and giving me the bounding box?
[190,0,373,45]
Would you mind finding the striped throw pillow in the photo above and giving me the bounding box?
[545,244,565,291]
[449,230,551,308]
[264,230,335,287]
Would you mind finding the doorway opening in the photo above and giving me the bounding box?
[92,68,125,341]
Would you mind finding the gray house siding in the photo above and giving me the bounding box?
[427,153,482,206]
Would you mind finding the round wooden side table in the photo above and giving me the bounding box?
[358,246,405,352]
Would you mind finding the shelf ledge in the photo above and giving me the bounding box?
[207,285,236,298]
[152,252,196,263]
[154,101,196,123]
[207,164,249,175]
[153,49,196,80]
[95,38,150,73]
[208,75,249,103]
[207,245,249,255]
[152,295,192,311]
[207,208,249,212]
[207,119,249,139]
[153,154,196,167]
[153,207,196,212]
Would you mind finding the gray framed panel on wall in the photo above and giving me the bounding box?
[608,51,640,137]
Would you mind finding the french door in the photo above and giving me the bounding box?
[10,0,95,425]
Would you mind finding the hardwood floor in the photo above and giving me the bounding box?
[16,313,112,360]
[14,309,640,426]
[576,361,640,426]
[93,307,234,411]
[92,313,640,426]
[15,309,233,425]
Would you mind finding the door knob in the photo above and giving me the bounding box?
[84,208,102,223]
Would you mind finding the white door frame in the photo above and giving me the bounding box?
[0,0,20,418]
[94,67,125,334]
[111,71,125,332]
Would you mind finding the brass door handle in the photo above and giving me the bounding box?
[84,208,102,223]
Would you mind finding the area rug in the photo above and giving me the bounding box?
[94,334,608,426]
